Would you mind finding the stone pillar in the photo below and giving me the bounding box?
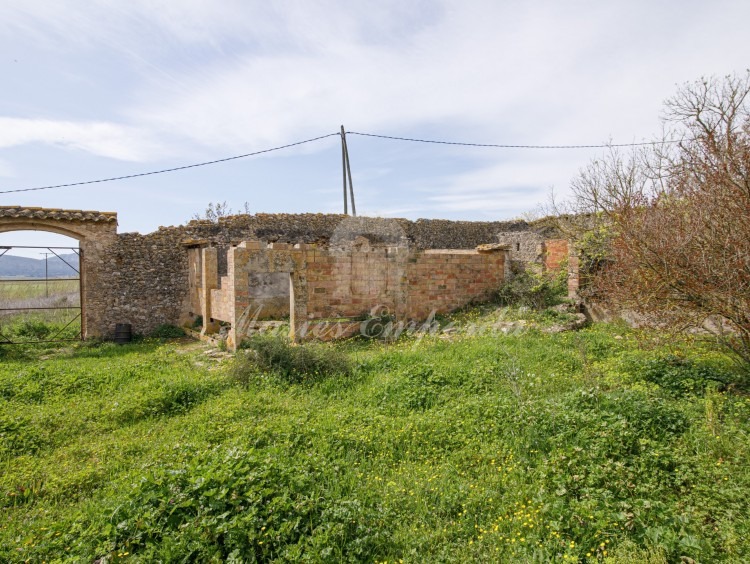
[568,246,580,299]
[201,246,220,335]
[289,272,298,342]
[289,272,308,343]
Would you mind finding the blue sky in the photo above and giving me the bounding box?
[1,0,749,254]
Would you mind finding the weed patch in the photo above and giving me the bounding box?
[623,354,737,396]
[60,446,394,562]
[234,335,352,386]
[496,263,567,310]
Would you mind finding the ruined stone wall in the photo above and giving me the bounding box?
[104,220,266,336]
[105,214,575,337]
[1,207,567,340]
[224,242,293,322]
[496,230,545,267]
[219,240,507,346]
[404,219,529,249]
[100,214,532,336]
[107,229,195,336]
[211,214,555,250]
[228,243,397,326]
[186,247,203,318]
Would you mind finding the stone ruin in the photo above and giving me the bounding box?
[0,206,574,348]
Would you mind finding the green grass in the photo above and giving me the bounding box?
[0,314,749,562]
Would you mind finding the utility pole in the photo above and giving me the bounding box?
[341,126,348,215]
[340,125,356,216]
[40,252,50,298]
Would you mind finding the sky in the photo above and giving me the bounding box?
[1,0,749,254]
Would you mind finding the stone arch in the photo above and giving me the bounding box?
[0,221,89,240]
[0,207,119,338]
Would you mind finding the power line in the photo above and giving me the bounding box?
[348,130,677,149]
[0,132,340,194]
[0,128,677,195]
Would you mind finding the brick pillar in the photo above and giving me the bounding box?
[543,239,570,272]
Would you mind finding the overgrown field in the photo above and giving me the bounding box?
[1,314,749,562]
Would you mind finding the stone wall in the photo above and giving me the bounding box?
[404,219,530,249]
[102,214,566,337]
[496,230,545,267]
[0,207,571,340]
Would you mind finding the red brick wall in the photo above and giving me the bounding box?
[544,239,569,272]
[307,248,506,321]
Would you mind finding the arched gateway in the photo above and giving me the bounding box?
[0,206,118,338]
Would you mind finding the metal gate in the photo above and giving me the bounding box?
[0,245,83,344]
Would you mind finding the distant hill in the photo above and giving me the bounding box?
[0,253,80,278]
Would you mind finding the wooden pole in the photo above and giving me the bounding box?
[341,126,356,216]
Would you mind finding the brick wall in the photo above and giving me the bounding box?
[543,239,569,271]
[405,250,504,319]
[214,240,507,347]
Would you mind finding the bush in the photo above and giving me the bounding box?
[360,311,396,340]
[149,324,186,339]
[14,320,52,340]
[565,73,750,370]
[496,264,567,310]
[233,335,352,385]
[79,446,392,562]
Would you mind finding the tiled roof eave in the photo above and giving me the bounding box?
[0,206,117,223]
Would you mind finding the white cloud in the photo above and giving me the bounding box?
[123,0,750,158]
[416,151,588,217]
[4,0,749,159]
[0,118,167,162]
[0,159,14,178]
[0,1,432,57]
[2,0,750,228]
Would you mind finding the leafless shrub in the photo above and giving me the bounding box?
[559,72,750,370]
